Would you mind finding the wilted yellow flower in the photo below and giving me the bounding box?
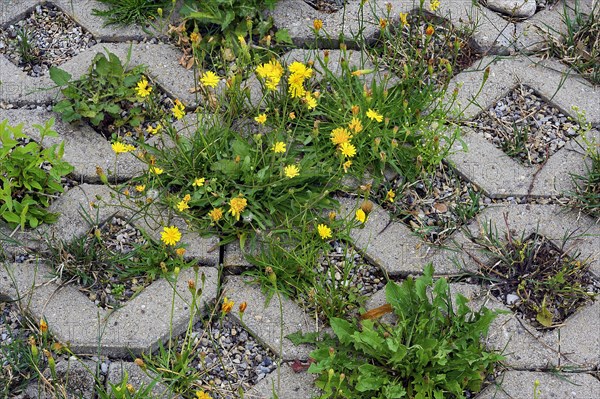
[284,164,300,178]
[172,99,186,119]
[425,25,435,36]
[190,31,200,43]
[239,301,247,313]
[343,160,352,173]
[289,112,296,120]
[200,71,220,88]
[386,189,396,202]
[255,113,267,124]
[146,123,162,135]
[209,207,223,222]
[161,226,182,246]
[317,224,332,240]
[229,196,247,221]
[379,18,388,29]
[272,141,286,153]
[193,177,205,187]
[430,0,440,12]
[366,108,383,122]
[39,319,48,334]
[348,117,363,134]
[331,127,352,145]
[340,142,357,158]
[111,141,135,154]
[313,19,323,31]
[399,12,409,27]
[136,77,152,98]
[134,358,146,370]
[222,297,234,314]
[175,248,186,257]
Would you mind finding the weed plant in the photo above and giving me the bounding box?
[545,0,600,85]
[295,265,503,399]
[92,0,171,27]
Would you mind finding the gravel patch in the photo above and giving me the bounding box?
[304,0,351,13]
[178,316,277,398]
[469,84,580,165]
[0,3,96,77]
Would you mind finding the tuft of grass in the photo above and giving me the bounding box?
[92,0,171,27]
[545,0,600,85]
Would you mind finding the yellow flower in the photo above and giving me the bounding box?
[200,71,220,88]
[284,164,300,178]
[386,189,396,203]
[366,108,383,122]
[222,297,234,314]
[136,77,152,98]
[196,391,212,399]
[399,12,409,27]
[175,247,186,257]
[272,141,286,153]
[304,92,317,110]
[193,177,205,187]
[161,226,182,246]
[172,99,186,120]
[288,62,313,80]
[190,32,200,44]
[351,105,360,115]
[343,160,352,173]
[355,208,367,223]
[135,185,145,192]
[256,59,284,90]
[229,196,247,221]
[379,18,388,29]
[111,141,135,154]
[146,123,162,135]
[313,19,323,31]
[348,117,363,134]
[289,112,296,120]
[330,127,352,145]
[255,113,267,124]
[317,224,332,240]
[339,142,357,158]
[150,167,163,175]
[430,0,440,12]
[177,199,190,212]
[425,25,435,36]
[39,319,48,334]
[209,207,223,222]
[288,73,306,98]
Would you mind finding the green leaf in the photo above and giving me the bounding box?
[49,67,72,86]
[536,298,554,327]
[330,318,355,344]
[286,331,322,346]
[275,29,293,45]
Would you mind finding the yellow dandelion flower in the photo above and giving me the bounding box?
[317,224,332,240]
[172,99,186,120]
[151,167,163,175]
[111,141,135,154]
[425,25,435,36]
[313,19,323,31]
[177,199,190,212]
[272,141,286,153]
[200,71,220,88]
[284,164,300,178]
[399,12,409,27]
[288,73,306,98]
[289,112,296,120]
[176,247,186,257]
[190,32,200,44]
[183,194,191,202]
[330,127,352,145]
[355,208,367,223]
[430,0,440,12]
[304,92,317,110]
[256,59,284,90]
[255,113,267,124]
[222,297,234,314]
[340,142,357,158]
[209,207,223,222]
[379,18,388,29]
[348,117,363,134]
[229,196,247,221]
[161,226,181,246]
[196,390,212,399]
[343,160,352,173]
[146,123,162,135]
[366,108,384,122]
[136,77,152,98]
[288,62,313,80]
[193,177,205,187]
[386,189,396,203]
[135,185,146,192]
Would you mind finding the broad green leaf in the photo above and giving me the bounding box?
[275,29,293,45]
[330,318,355,344]
[49,67,71,86]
